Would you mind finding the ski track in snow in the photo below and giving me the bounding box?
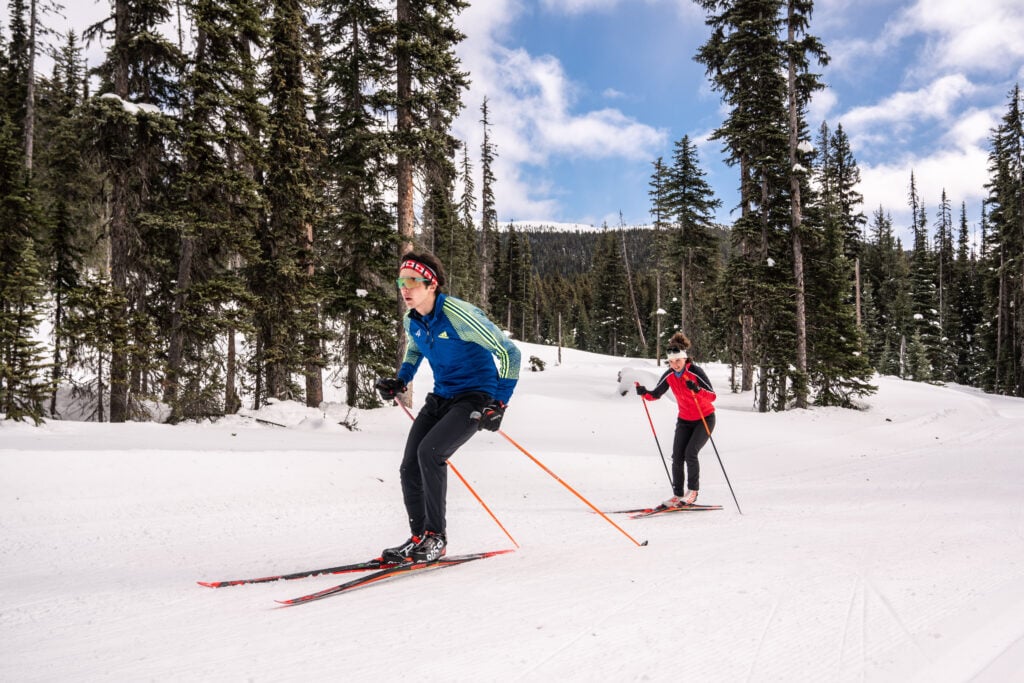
[3,345,1024,681]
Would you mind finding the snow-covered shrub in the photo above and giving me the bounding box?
[616,366,661,396]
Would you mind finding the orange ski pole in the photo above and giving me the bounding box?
[396,400,519,548]
[497,430,647,547]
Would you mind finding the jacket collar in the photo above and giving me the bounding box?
[408,292,447,323]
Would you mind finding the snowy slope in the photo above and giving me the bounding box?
[2,342,1023,682]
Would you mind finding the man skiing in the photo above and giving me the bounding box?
[375,251,521,563]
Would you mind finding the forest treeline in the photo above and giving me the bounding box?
[1,0,1021,425]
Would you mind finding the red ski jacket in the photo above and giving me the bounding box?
[643,361,716,421]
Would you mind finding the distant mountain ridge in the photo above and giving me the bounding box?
[509,221,654,233]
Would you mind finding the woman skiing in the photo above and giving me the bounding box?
[634,331,717,507]
[374,251,521,563]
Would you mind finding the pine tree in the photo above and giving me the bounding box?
[391,0,469,250]
[422,133,461,291]
[84,0,181,421]
[489,223,510,326]
[662,135,720,355]
[0,111,48,422]
[948,202,982,385]
[862,207,912,376]
[981,84,1023,395]
[62,274,126,422]
[907,173,941,381]
[648,156,670,361]
[478,96,498,307]
[252,0,321,405]
[783,0,829,408]
[20,0,64,174]
[3,0,30,133]
[33,31,96,417]
[508,228,535,340]
[452,142,480,301]
[317,0,400,408]
[591,228,631,355]
[164,0,265,420]
[806,161,875,405]
[490,224,534,337]
[931,189,956,379]
[695,0,793,409]
[827,123,865,320]
[810,122,875,405]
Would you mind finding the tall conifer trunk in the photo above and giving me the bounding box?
[740,156,754,393]
[394,0,414,377]
[24,0,36,173]
[107,0,132,423]
[787,0,808,409]
[395,0,414,254]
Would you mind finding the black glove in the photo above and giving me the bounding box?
[635,385,648,396]
[479,400,506,432]
[685,379,700,393]
[374,377,406,401]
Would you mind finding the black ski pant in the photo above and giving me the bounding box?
[672,412,715,495]
[399,392,490,537]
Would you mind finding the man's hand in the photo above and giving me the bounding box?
[374,377,406,401]
[479,401,506,432]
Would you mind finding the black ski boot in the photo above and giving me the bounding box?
[381,535,420,563]
[410,532,447,562]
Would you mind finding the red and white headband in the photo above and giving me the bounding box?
[399,259,437,283]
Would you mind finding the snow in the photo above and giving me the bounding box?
[3,341,1024,681]
[509,221,656,232]
[96,93,163,117]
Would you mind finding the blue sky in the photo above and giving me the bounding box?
[451,0,1024,243]
[42,0,1024,243]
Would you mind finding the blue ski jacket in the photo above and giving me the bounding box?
[397,293,521,404]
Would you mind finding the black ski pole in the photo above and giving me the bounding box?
[635,382,673,489]
[688,390,742,515]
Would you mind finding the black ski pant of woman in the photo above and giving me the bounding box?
[672,412,715,495]
[400,392,490,537]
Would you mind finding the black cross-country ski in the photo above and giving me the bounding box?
[198,558,394,588]
[275,549,515,606]
[628,503,722,519]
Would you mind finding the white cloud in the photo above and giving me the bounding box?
[541,0,622,12]
[888,0,1024,74]
[837,73,999,240]
[816,1,1023,242]
[839,74,976,134]
[943,107,1001,151]
[835,76,1004,237]
[541,0,702,21]
[454,1,665,223]
[858,144,990,241]
[823,1,1024,82]
[808,89,839,126]
[536,107,665,158]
